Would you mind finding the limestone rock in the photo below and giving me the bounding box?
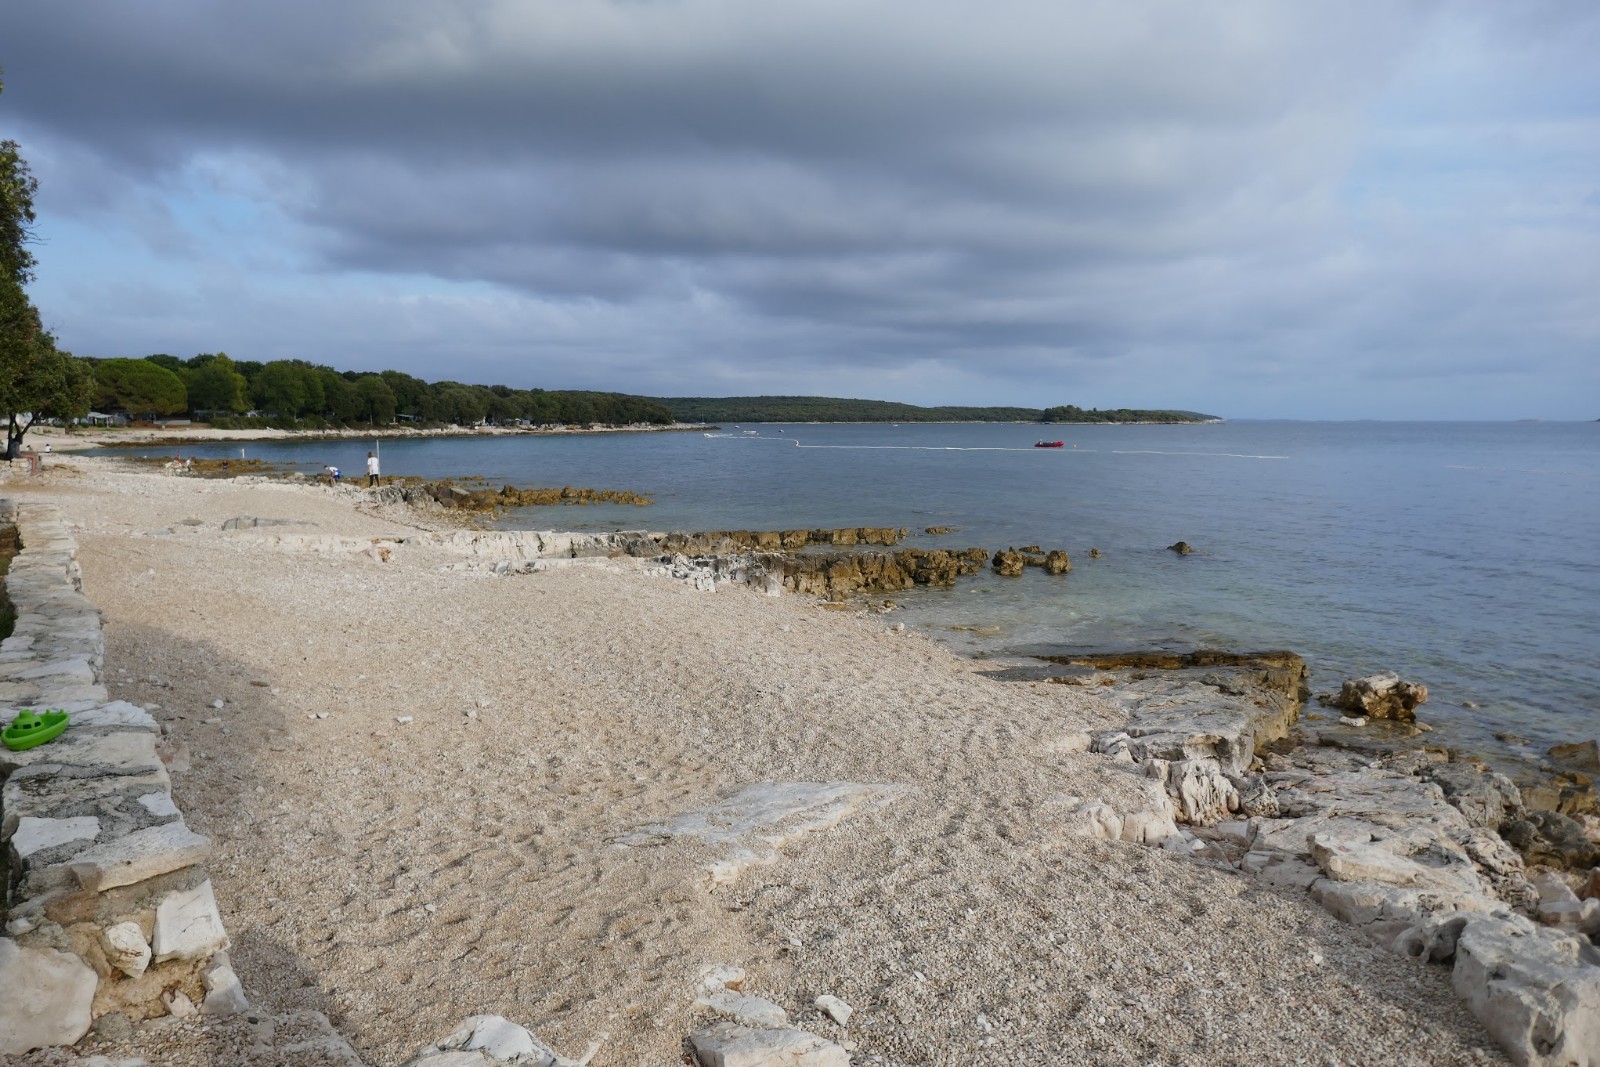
[623,781,906,887]
[1167,541,1192,554]
[0,939,97,1054]
[67,820,212,892]
[401,1014,560,1067]
[1451,914,1600,1067]
[814,995,853,1026]
[1426,762,1523,829]
[101,921,153,978]
[9,814,101,859]
[1145,757,1239,825]
[1536,898,1600,936]
[1327,671,1428,722]
[153,878,229,962]
[1501,809,1600,872]
[696,992,790,1029]
[688,1022,849,1067]
[202,951,249,1016]
[1041,549,1071,575]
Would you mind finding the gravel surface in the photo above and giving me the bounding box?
[3,458,1505,1066]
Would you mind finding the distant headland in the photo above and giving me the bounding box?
[644,395,1221,424]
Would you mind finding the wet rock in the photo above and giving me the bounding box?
[1501,809,1600,872]
[1516,770,1598,819]
[1548,740,1600,773]
[992,549,1025,576]
[1041,549,1071,575]
[1167,541,1192,554]
[781,548,987,599]
[1325,671,1428,722]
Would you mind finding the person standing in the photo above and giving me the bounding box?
[366,450,380,487]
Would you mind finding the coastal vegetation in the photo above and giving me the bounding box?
[644,395,1218,424]
[0,75,94,457]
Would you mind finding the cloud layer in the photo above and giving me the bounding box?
[3,1,1597,416]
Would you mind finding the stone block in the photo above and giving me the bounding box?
[67,820,212,892]
[153,878,229,962]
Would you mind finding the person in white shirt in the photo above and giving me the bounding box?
[366,451,380,486]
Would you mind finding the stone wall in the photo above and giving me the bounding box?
[0,501,242,1055]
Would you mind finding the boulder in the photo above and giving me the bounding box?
[1327,671,1428,722]
[1450,914,1600,1067]
[0,940,97,1054]
[1167,541,1192,554]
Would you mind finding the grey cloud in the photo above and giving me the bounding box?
[3,0,1598,415]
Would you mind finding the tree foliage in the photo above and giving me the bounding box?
[91,357,187,416]
[0,71,98,455]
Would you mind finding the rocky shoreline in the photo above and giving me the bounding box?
[3,457,1596,1065]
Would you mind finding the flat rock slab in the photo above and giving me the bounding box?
[66,819,212,892]
[689,1023,849,1067]
[0,727,161,776]
[624,781,906,886]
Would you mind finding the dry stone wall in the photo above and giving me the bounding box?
[0,501,242,1055]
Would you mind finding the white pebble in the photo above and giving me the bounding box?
[202,717,222,725]
[211,699,225,709]
[815,995,853,1026]
[395,715,414,724]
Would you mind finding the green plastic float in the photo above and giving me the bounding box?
[2,709,70,751]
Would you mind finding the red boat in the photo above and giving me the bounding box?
[1034,440,1065,448]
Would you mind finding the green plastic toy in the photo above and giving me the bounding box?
[2,709,70,751]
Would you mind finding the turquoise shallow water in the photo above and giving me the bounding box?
[146,421,1600,755]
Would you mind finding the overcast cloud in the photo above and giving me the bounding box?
[2,1,1596,417]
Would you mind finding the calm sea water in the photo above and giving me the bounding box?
[151,421,1600,754]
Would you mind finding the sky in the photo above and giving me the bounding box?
[2,1,1597,419]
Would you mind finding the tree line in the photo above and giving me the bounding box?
[648,396,1219,424]
[84,353,673,428]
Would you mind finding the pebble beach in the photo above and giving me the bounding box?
[2,451,1507,1066]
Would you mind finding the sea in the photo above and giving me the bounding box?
[148,420,1600,758]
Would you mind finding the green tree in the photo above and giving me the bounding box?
[252,360,324,418]
[380,370,435,421]
[185,353,250,414]
[354,375,397,423]
[319,367,359,422]
[0,72,105,453]
[92,357,187,416]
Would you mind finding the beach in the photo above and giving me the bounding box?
[1,454,1507,1066]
